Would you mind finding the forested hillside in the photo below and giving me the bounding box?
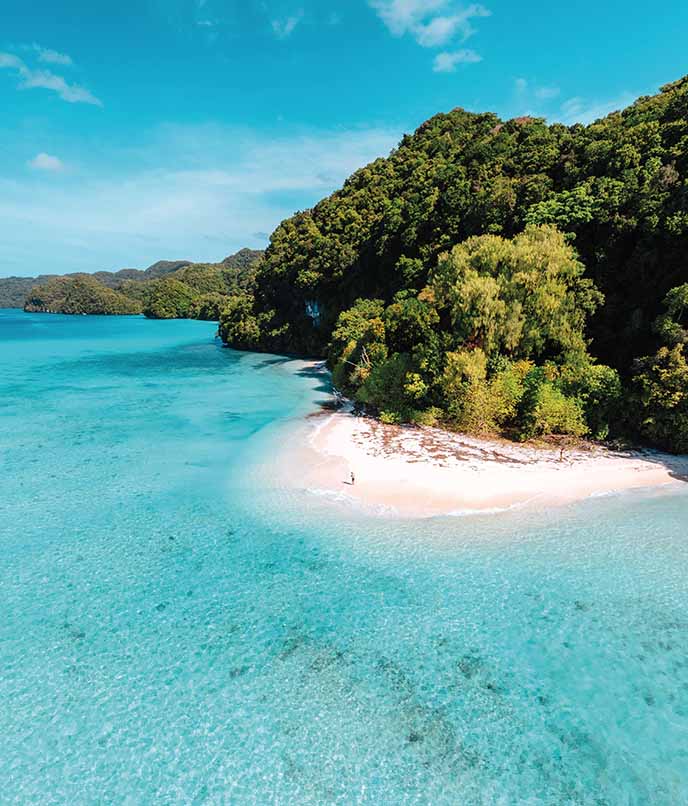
[220,77,688,451]
[221,248,264,272]
[21,249,263,320]
[24,275,143,315]
[0,260,191,309]
[0,277,36,308]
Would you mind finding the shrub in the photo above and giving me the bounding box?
[521,382,588,439]
[633,345,688,453]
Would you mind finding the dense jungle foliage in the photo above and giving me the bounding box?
[219,78,688,451]
[632,283,688,452]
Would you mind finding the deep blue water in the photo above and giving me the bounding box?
[2,309,688,805]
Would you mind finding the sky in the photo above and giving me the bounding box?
[2,1,687,276]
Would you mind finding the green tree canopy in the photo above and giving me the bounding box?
[142,278,198,320]
[633,283,688,452]
[326,227,620,441]
[24,275,142,316]
[428,225,602,362]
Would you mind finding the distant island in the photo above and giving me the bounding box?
[6,249,263,319]
[0,259,192,309]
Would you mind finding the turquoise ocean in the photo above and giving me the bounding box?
[2,309,688,805]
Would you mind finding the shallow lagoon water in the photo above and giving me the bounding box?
[2,310,688,804]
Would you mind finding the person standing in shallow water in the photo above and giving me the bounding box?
[350,471,355,486]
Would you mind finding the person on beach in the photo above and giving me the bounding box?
[351,471,355,485]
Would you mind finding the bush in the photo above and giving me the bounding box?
[379,410,403,425]
[633,344,688,453]
[558,361,623,439]
[440,353,530,435]
[521,381,588,439]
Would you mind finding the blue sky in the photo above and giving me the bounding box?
[2,0,687,276]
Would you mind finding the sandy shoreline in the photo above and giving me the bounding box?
[278,405,688,518]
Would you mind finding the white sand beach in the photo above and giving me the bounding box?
[283,408,688,518]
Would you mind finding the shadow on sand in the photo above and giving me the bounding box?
[615,448,688,485]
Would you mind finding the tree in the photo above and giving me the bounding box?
[654,284,688,346]
[329,299,387,393]
[429,225,602,362]
[520,381,588,440]
[326,227,610,441]
[633,345,688,453]
[633,284,688,452]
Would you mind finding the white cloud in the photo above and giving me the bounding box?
[557,93,635,125]
[369,0,448,36]
[415,15,463,46]
[0,50,102,106]
[32,44,73,66]
[0,123,403,275]
[20,68,102,105]
[511,77,634,126]
[271,11,304,39]
[28,153,65,172]
[433,48,481,72]
[369,1,490,47]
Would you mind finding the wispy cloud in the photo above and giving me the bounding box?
[558,93,635,125]
[28,153,65,172]
[433,48,481,72]
[0,53,22,70]
[0,50,102,106]
[20,68,102,105]
[0,123,403,275]
[271,10,304,39]
[32,44,73,66]
[369,1,489,46]
[512,77,635,126]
